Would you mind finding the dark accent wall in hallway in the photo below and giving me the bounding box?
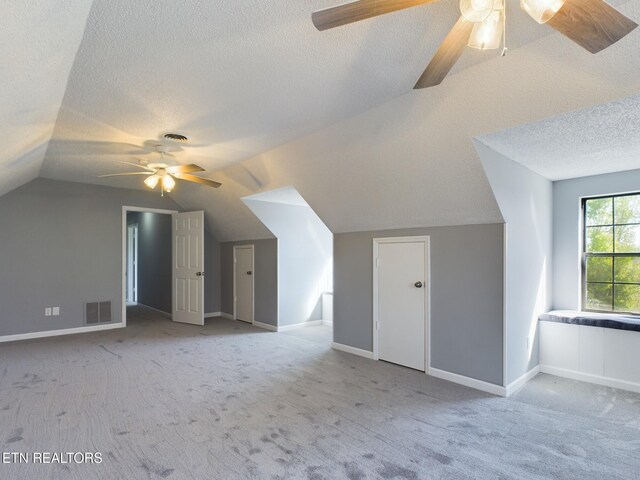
[127,212,172,314]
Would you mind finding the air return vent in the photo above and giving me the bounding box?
[85,301,112,325]
[163,133,188,142]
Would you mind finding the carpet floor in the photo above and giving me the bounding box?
[1,306,639,479]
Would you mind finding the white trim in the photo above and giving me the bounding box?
[137,303,172,318]
[122,206,178,327]
[502,223,508,387]
[332,342,374,359]
[505,365,540,396]
[372,235,431,371]
[233,244,255,325]
[126,223,138,304]
[0,323,125,344]
[428,367,506,396]
[204,312,222,318]
[540,365,640,394]
[218,312,235,320]
[277,320,323,331]
[322,319,333,326]
[253,320,278,332]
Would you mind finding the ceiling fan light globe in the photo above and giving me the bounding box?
[468,9,503,50]
[162,174,176,191]
[520,0,565,24]
[460,0,495,22]
[144,174,159,189]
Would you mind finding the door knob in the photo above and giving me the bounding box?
[196,272,205,277]
[247,271,252,275]
[414,281,423,288]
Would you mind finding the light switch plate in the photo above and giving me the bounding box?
[45,308,52,316]
[52,307,60,316]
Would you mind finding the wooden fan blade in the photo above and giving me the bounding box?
[414,17,473,89]
[177,173,222,188]
[312,0,436,31]
[118,161,155,171]
[98,172,154,178]
[167,164,205,174]
[547,0,637,54]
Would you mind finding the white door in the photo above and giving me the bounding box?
[172,211,205,325]
[375,238,428,371]
[126,224,138,304]
[234,245,254,323]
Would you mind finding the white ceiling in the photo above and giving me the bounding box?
[477,94,640,181]
[0,0,93,197]
[4,0,640,240]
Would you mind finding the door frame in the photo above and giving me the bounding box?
[126,223,138,305]
[233,244,255,324]
[122,206,178,326]
[372,236,431,372]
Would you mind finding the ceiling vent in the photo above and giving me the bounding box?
[163,133,188,142]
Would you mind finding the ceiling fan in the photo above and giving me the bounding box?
[99,146,222,196]
[312,0,637,89]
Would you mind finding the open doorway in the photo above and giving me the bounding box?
[123,207,177,325]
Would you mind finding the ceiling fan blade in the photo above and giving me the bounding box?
[167,164,205,175]
[98,172,154,178]
[176,173,222,188]
[414,16,473,89]
[547,0,637,54]
[119,161,156,172]
[312,0,436,31]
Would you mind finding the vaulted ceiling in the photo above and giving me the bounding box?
[4,0,640,240]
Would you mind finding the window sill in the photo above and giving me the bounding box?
[539,310,640,333]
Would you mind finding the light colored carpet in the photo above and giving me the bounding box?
[0,305,639,479]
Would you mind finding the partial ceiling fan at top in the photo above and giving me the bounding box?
[312,0,638,89]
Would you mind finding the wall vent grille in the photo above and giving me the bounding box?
[85,301,112,325]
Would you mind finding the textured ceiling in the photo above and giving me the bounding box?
[477,94,640,181]
[5,0,640,240]
[0,0,93,197]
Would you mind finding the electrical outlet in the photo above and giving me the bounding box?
[52,307,60,316]
[45,307,52,316]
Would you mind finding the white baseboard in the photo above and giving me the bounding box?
[218,312,235,320]
[540,365,640,394]
[428,367,506,397]
[204,312,222,318]
[136,303,171,318]
[278,320,323,332]
[331,342,374,359]
[505,366,540,396]
[253,320,278,332]
[322,319,333,326]
[0,323,125,344]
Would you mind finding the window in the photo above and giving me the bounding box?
[583,193,640,314]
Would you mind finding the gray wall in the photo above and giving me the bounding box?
[220,239,278,326]
[477,141,552,385]
[204,232,221,314]
[127,211,172,314]
[0,178,181,336]
[553,168,640,310]
[334,224,504,386]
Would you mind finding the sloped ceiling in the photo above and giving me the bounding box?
[0,0,94,197]
[5,0,640,240]
[477,94,640,181]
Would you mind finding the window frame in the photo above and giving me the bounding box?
[581,192,640,315]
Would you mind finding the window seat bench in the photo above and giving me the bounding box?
[539,310,640,332]
[538,311,640,394]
